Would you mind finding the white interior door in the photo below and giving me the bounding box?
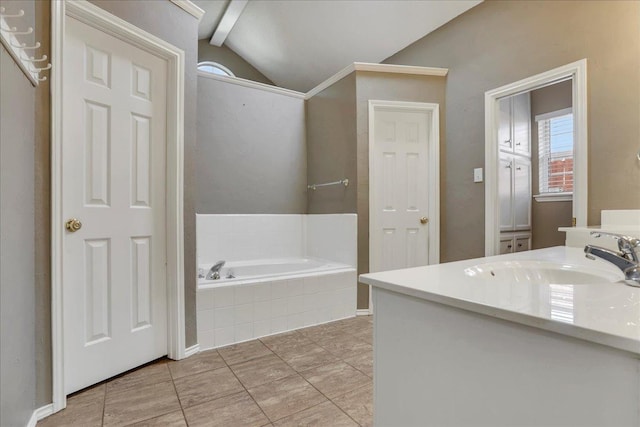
[62,17,168,394]
[370,107,433,273]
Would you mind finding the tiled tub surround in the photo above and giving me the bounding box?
[196,214,357,350]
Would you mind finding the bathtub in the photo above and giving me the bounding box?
[196,257,357,350]
[198,257,353,288]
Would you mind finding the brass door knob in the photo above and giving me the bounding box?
[65,218,82,232]
[420,217,429,225]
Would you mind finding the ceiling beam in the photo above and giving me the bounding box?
[209,0,249,47]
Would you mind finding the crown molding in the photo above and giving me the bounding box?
[305,62,448,99]
[197,70,306,99]
[170,0,205,21]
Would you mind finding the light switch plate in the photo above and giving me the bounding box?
[474,168,483,183]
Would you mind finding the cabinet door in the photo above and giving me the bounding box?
[498,97,513,151]
[499,156,514,231]
[515,236,531,252]
[500,236,514,254]
[512,92,531,156]
[513,157,531,230]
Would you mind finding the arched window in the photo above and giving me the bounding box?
[197,61,235,77]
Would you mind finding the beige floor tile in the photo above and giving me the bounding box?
[343,350,373,378]
[272,401,358,427]
[298,323,344,343]
[301,362,371,399]
[126,410,186,426]
[103,380,180,427]
[230,353,296,389]
[350,328,373,345]
[174,366,244,408]
[167,349,226,379]
[277,343,338,372]
[38,384,105,427]
[106,361,171,395]
[248,374,326,422]
[332,383,373,427]
[260,331,313,354]
[315,334,372,360]
[218,339,273,366]
[183,391,270,427]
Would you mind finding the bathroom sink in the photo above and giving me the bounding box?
[464,260,624,285]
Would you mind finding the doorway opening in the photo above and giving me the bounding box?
[484,60,587,256]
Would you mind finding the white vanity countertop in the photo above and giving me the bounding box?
[360,246,640,355]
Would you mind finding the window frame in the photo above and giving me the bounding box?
[197,61,235,77]
[534,107,574,202]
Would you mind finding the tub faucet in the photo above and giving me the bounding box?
[584,231,640,287]
[206,260,226,280]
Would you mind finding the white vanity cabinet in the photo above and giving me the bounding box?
[498,92,531,156]
[499,154,531,232]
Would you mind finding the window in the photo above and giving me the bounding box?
[535,108,573,201]
[197,61,234,77]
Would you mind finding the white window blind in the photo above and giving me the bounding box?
[536,109,574,195]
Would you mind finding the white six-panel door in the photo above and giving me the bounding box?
[62,17,168,394]
[370,105,437,273]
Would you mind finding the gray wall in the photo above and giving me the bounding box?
[197,76,306,214]
[530,80,573,249]
[34,0,51,406]
[306,74,358,215]
[306,72,446,309]
[385,0,640,262]
[1,46,36,426]
[198,40,274,85]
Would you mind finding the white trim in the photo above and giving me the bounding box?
[209,0,248,47]
[485,59,588,256]
[534,107,573,123]
[26,404,55,427]
[51,0,186,413]
[26,411,37,427]
[35,404,55,421]
[357,309,372,316]
[368,100,441,303]
[305,62,449,100]
[534,193,573,202]
[185,343,200,358]
[197,61,235,77]
[169,0,205,21]
[197,70,306,99]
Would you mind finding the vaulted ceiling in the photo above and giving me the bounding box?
[194,0,482,92]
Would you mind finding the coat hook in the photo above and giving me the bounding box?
[37,75,48,82]
[4,26,33,35]
[25,54,47,63]
[0,7,25,18]
[13,41,41,50]
[35,63,52,72]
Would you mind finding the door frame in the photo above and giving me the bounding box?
[51,0,185,412]
[368,100,441,310]
[484,59,588,256]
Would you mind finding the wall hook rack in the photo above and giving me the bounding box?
[0,7,50,86]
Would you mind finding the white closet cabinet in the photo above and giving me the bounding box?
[499,232,532,254]
[499,154,532,232]
[498,92,531,156]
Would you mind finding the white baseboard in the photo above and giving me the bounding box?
[185,343,200,358]
[26,403,54,426]
[357,309,372,316]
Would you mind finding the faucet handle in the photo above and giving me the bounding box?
[591,231,640,262]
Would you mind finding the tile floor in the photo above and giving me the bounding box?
[39,315,373,427]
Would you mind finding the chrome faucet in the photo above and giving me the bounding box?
[584,231,640,287]
[206,260,226,280]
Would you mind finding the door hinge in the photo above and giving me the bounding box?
[571,217,576,227]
